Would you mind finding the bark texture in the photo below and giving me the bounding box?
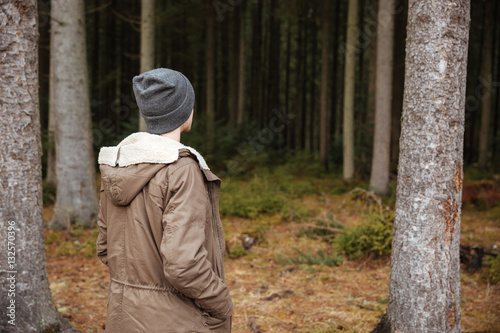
[369,0,395,195]
[139,0,155,132]
[477,0,494,169]
[49,0,98,230]
[0,1,78,331]
[387,1,470,332]
[343,0,358,180]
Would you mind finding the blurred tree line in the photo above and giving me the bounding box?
[38,0,500,182]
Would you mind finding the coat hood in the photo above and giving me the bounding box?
[98,132,209,206]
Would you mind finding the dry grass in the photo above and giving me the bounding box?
[44,189,500,332]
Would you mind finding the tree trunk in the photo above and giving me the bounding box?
[285,19,292,148]
[369,0,395,196]
[139,0,155,132]
[343,0,358,180]
[295,17,305,150]
[307,9,317,152]
[493,2,500,167]
[113,0,124,135]
[0,1,78,331]
[237,2,247,126]
[366,0,378,147]
[477,0,494,169]
[49,0,98,230]
[251,0,263,127]
[330,0,342,159]
[319,0,330,169]
[206,5,215,157]
[229,10,239,126]
[219,15,230,121]
[268,0,280,144]
[382,1,470,332]
[47,57,57,187]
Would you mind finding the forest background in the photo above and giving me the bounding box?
[29,0,500,331]
[38,0,500,178]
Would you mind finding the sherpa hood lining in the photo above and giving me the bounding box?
[98,132,209,170]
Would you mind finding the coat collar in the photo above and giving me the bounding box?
[98,132,210,170]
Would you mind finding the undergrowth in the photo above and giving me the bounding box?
[299,188,395,260]
[332,210,394,259]
[46,226,99,258]
[277,247,343,267]
[219,157,320,218]
[489,256,500,284]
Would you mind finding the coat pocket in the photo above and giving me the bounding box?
[200,311,227,329]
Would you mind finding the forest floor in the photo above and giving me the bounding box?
[44,181,500,333]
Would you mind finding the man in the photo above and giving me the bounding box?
[96,68,233,332]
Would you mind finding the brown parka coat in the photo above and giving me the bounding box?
[96,132,233,332]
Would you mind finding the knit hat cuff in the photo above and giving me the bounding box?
[145,97,194,134]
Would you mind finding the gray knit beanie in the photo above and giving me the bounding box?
[133,68,195,134]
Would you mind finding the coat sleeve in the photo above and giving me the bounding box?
[96,183,108,266]
[161,161,233,319]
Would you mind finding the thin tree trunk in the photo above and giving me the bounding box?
[139,0,155,132]
[295,17,305,150]
[97,5,110,121]
[330,0,342,156]
[49,0,98,230]
[114,0,124,135]
[229,10,239,126]
[369,0,395,196]
[366,0,378,162]
[478,0,494,169]
[0,1,78,331]
[269,0,280,144]
[356,1,367,171]
[319,0,330,169]
[343,0,359,180]
[493,2,500,166]
[285,19,292,148]
[237,1,247,126]
[378,1,470,332]
[300,17,308,150]
[306,10,317,152]
[219,15,230,121]
[206,5,215,156]
[47,56,57,187]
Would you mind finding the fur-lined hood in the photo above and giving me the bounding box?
[98,132,210,206]
[98,132,209,170]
